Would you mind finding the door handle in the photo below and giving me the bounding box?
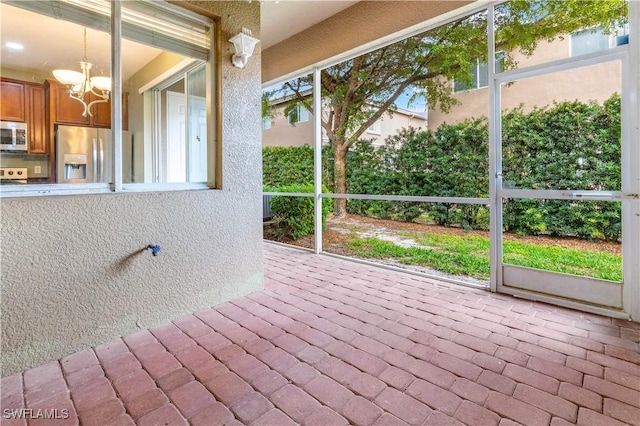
[562,192,639,200]
[98,138,104,182]
[563,192,612,198]
[92,138,98,183]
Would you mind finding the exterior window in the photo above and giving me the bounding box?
[454,53,504,92]
[571,27,611,56]
[367,120,381,134]
[571,26,629,57]
[288,104,309,125]
[262,116,272,130]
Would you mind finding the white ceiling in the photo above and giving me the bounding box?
[0,1,357,79]
[0,3,162,81]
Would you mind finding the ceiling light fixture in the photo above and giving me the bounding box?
[53,28,111,117]
[5,42,24,50]
[229,28,260,68]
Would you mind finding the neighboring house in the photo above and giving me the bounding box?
[428,27,627,128]
[262,93,428,148]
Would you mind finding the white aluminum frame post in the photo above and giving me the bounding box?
[488,6,501,293]
[623,0,639,321]
[313,67,323,254]
[111,0,123,192]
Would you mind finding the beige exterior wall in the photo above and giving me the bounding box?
[428,38,622,128]
[0,0,263,376]
[262,1,472,84]
[262,103,314,148]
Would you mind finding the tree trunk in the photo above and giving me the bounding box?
[333,142,348,218]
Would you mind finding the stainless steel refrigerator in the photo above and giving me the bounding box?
[56,125,129,184]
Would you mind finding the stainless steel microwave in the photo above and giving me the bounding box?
[0,121,28,151]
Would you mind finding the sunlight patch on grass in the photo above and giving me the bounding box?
[502,240,621,282]
[349,238,491,280]
[348,232,622,282]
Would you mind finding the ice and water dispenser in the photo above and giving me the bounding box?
[63,154,87,180]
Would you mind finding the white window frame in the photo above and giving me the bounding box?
[0,0,217,198]
[454,58,484,92]
[149,61,207,184]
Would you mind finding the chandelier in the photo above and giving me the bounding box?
[53,28,111,118]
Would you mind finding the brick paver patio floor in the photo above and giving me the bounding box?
[2,242,640,426]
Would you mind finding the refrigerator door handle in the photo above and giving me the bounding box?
[98,137,104,182]
[92,138,98,183]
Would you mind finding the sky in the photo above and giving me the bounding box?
[395,88,428,117]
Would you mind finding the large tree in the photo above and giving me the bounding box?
[267,0,627,217]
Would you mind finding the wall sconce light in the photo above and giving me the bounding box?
[229,28,260,68]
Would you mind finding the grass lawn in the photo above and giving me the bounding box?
[346,231,622,282]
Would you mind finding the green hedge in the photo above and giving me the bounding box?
[262,95,621,241]
[266,183,334,240]
[262,144,334,188]
[501,95,621,240]
[262,145,315,188]
[346,119,489,228]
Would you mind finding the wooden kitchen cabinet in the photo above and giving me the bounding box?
[0,79,26,122]
[50,80,128,130]
[92,95,111,128]
[52,81,91,126]
[28,84,48,154]
[94,92,129,130]
[1,78,48,154]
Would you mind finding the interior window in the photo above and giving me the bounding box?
[0,0,214,193]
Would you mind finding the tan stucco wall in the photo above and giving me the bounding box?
[428,38,622,128]
[262,104,314,148]
[0,0,263,376]
[262,1,472,84]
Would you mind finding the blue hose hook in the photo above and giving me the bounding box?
[146,244,161,256]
